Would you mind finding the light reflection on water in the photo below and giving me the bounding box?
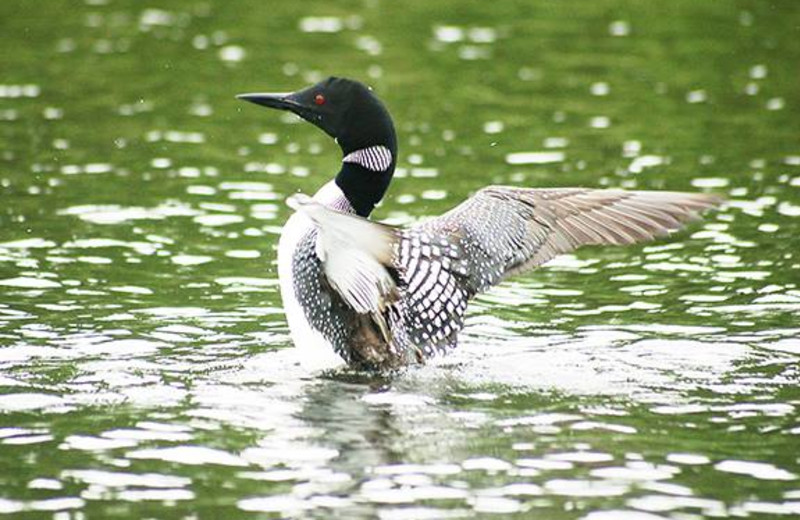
[1,282,798,518]
[3,169,799,519]
[2,0,800,518]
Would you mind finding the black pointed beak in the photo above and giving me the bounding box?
[236,92,301,111]
[237,85,331,137]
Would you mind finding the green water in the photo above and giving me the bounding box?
[1,0,799,518]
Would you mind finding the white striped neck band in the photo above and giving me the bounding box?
[342,145,393,172]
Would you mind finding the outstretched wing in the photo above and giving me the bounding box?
[394,187,721,356]
[416,187,722,294]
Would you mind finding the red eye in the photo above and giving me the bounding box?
[314,94,326,105]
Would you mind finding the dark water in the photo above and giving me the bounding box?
[1,0,799,518]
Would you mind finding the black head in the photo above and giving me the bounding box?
[238,77,396,156]
[238,77,397,217]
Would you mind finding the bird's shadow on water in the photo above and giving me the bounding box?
[316,366,397,389]
[281,342,640,478]
[277,324,775,480]
[297,319,771,416]
[211,319,774,456]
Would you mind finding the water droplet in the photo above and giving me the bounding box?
[686,90,707,103]
[433,25,464,43]
[483,121,504,134]
[609,20,630,37]
[299,17,343,33]
[766,97,784,111]
[590,82,610,96]
[219,45,245,63]
[505,151,565,165]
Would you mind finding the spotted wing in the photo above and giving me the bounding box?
[395,229,473,357]
[389,187,720,359]
[418,186,722,294]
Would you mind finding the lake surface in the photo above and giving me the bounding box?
[1,0,799,518]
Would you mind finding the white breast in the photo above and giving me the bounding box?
[277,181,350,370]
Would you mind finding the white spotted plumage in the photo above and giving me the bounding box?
[277,181,353,370]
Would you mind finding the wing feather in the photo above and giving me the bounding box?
[417,187,721,292]
[287,194,401,343]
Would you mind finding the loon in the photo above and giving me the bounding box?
[238,77,720,371]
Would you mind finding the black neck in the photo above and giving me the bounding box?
[335,157,395,217]
[332,90,398,217]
